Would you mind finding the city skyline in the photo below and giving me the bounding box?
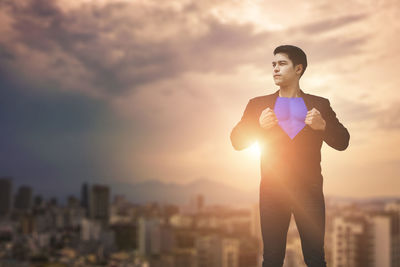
[1,0,400,198]
[2,176,400,207]
[0,176,399,266]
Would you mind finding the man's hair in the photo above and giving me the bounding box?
[273,45,307,77]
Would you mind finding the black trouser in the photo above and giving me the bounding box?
[259,176,327,267]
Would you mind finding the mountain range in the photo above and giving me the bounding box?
[112,178,258,206]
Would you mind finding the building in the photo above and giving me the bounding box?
[81,183,90,216]
[137,217,163,256]
[89,184,110,226]
[331,212,395,267]
[0,177,13,216]
[196,234,239,267]
[370,215,391,267]
[331,215,371,267]
[173,248,197,267]
[14,185,33,212]
[384,202,400,267]
[111,223,138,250]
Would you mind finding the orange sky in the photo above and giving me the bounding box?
[1,0,399,197]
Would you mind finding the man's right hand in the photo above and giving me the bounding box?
[259,107,279,130]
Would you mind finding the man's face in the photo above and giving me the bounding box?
[272,53,302,86]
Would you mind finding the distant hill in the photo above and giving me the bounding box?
[112,178,258,206]
[325,195,400,204]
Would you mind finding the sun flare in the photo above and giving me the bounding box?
[246,142,261,158]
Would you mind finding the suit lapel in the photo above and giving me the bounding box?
[299,89,313,111]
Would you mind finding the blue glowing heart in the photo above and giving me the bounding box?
[274,97,308,139]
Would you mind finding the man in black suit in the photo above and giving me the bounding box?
[230,45,349,267]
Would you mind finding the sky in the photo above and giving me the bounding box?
[1,0,399,198]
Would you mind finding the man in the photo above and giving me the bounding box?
[230,45,349,267]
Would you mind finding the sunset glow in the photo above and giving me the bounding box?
[0,0,399,198]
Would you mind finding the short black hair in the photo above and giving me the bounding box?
[273,45,307,77]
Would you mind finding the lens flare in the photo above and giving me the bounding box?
[246,142,261,158]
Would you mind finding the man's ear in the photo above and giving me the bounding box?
[295,64,303,75]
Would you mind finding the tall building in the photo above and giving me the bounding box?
[384,202,400,267]
[14,185,33,211]
[196,194,204,213]
[89,184,110,226]
[331,212,394,267]
[137,217,162,256]
[370,215,391,267]
[187,194,205,214]
[81,217,102,241]
[81,183,90,216]
[0,177,13,216]
[150,223,175,255]
[331,216,371,267]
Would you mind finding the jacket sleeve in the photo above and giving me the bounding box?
[322,99,350,151]
[230,99,261,151]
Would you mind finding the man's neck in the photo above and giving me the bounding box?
[279,84,301,98]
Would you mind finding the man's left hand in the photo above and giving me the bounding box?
[305,108,326,131]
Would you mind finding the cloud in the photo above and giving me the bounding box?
[378,102,400,130]
[300,14,368,34]
[1,0,399,198]
[0,69,125,195]
[1,0,372,98]
[332,96,380,124]
[0,0,274,96]
[329,96,400,133]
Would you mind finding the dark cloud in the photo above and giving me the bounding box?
[1,0,372,97]
[0,0,273,95]
[0,69,126,197]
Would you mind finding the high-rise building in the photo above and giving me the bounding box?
[0,177,13,216]
[196,194,204,213]
[89,184,110,226]
[81,217,102,241]
[14,185,33,212]
[331,212,394,267]
[370,215,391,267]
[81,183,90,216]
[187,194,205,214]
[138,217,162,256]
[384,202,400,267]
[150,223,175,255]
[331,215,371,267]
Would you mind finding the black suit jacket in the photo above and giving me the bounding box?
[230,89,350,183]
